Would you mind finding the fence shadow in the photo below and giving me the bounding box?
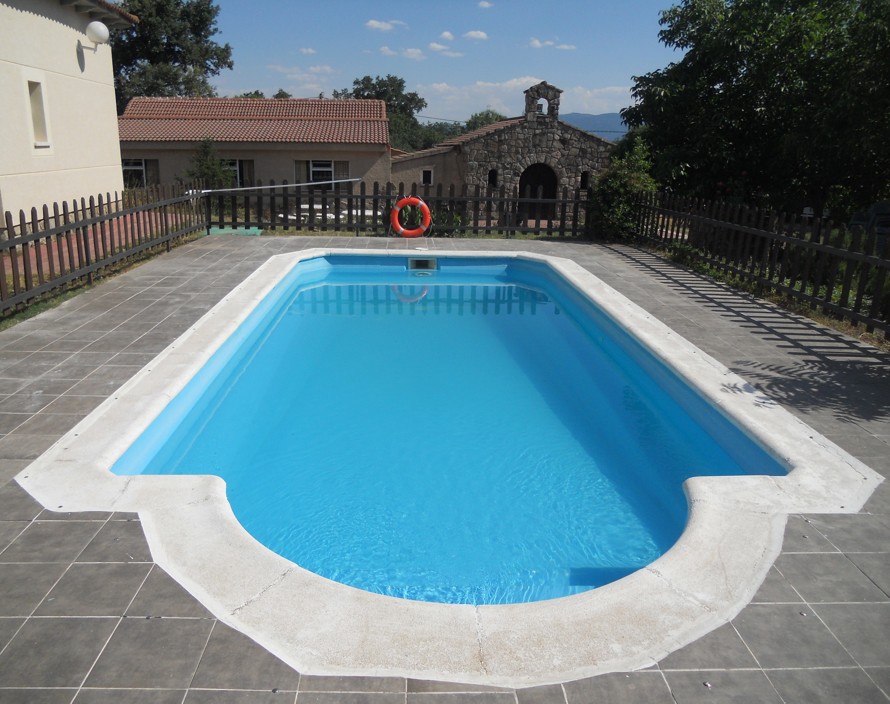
[600,244,890,425]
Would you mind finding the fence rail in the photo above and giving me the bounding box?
[203,180,593,238]
[634,191,890,337]
[1,184,204,316]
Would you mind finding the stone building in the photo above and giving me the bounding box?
[391,81,612,212]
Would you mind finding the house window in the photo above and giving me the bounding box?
[488,169,498,188]
[580,171,590,190]
[421,168,433,186]
[122,159,160,189]
[300,160,349,188]
[28,80,50,148]
[223,159,255,187]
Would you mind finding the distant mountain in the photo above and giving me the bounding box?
[560,112,627,141]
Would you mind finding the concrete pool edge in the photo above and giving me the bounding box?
[15,248,883,687]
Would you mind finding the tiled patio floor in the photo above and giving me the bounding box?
[1,236,888,703]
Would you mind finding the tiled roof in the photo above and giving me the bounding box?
[118,97,389,145]
[393,117,525,161]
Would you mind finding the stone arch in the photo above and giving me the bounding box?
[518,163,558,220]
[524,81,563,119]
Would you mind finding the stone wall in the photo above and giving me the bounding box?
[461,114,611,194]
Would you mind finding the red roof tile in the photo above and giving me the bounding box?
[118,97,389,145]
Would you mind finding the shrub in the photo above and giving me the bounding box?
[589,139,657,239]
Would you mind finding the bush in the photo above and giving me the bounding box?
[589,139,657,239]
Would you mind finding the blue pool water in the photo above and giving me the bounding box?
[113,255,786,605]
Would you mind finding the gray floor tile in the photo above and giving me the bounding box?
[751,566,804,603]
[775,553,889,603]
[515,683,566,704]
[664,670,781,703]
[808,514,890,552]
[408,680,513,693]
[84,617,214,689]
[0,520,29,551]
[76,520,153,563]
[781,515,838,552]
[767,667,889,704]
[0,433,58,460]
[73,690,187,704]
[846,554,890,598]
[190,623,301,691]
[0,562,68,615]
[732,604,856,668]
[563,671,674,703]
[302,694,404,704]
[0,616,117,687]
[658,623,758,670]
[184,691,297,703]
[0,689,77,704]
[0,520,102,562]
[0,616,24,649]
[35,562,152,616]
[866,668,890,697]
[814,603,890,667]
[298,675,406,693]
[126,566,213,618]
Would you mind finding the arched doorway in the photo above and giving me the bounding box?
[518,163,558,221]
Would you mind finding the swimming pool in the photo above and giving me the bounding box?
[111,254,785,605]
[17,248,881,686]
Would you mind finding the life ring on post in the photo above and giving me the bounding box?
[390,196,431,237]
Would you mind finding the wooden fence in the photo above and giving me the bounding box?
[633,191,890,337]
[203,180,593,238]
[1,184,204,316]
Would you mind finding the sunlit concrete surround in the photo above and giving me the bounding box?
[18,249,882,687]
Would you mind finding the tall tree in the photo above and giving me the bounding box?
[623,0,890,216]
[465,109,507,132]
[335,75,428,150]
[112,0,233,114]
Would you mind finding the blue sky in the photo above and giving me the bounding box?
[210,0,681,122]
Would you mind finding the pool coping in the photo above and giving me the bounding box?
[15,248,883,688]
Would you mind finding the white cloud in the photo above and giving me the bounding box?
[530,37,575,50]
[530,38,552,49]
[556,43,576,50]
[463,30,488,40]
[478,1,494,7]
[440,31,454,41]
[300,47,316,55]
[379,46,397,56]
[429,42,447,51]
[416,78,632,122]
[366,19,407,31]
[442,50,464,58]
[308,65,335,74]
[402,48,426,60]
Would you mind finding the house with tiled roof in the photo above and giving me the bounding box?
[391,82,611,218]
[0,0,137,218]
[118,97,391,189]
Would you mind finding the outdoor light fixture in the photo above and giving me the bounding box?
[85,20,109,45]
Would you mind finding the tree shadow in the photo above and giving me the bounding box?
[598,244,890,424]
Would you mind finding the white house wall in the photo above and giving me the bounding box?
[0,0,124,217]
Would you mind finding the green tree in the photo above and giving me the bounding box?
[589,136,657,239]
[235,90,265,99]
[335,75,428,150]
[185,138,232,189]
[273,88,293,99]
[112,0,233,114]
[465,109,507,132]
[622,0,890,217]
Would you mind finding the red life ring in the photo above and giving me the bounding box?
[390,196,431,237]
